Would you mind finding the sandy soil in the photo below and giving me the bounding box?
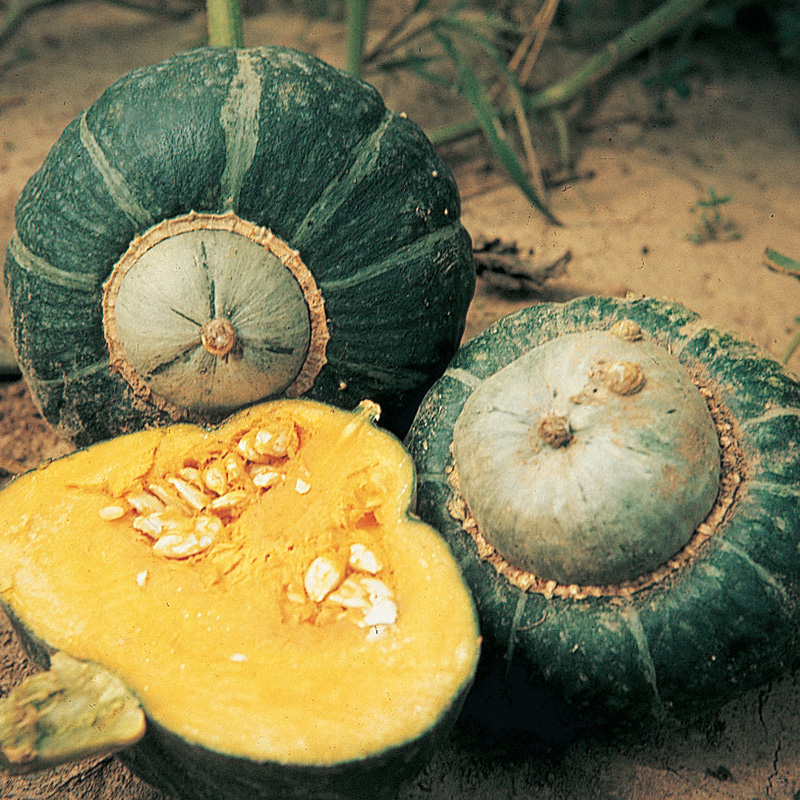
[1,3,800,798]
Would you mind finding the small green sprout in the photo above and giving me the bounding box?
[764,248,800,366]
[687,187,742,245]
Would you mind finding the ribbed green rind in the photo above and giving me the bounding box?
[6,46,474,445]
[406,295,800,729]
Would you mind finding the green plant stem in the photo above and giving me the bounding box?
[206,0,243,47]
[428,0,710,147]
[782,326,800,366]
[528,0,709,110]
[346,0,369,77]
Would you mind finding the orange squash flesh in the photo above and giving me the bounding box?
[0,400,479,767]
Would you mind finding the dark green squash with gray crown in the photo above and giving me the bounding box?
[405,295,800,731]
[5,46,474,445]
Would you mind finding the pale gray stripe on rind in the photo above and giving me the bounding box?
[291,111,394,241]
[443,366,483,390]
[317,224,461,293]
[7,233,99,292]
[718,539,789,603]
[78,112,152,226]
[747,479,800,498]
[219,51,263,212]
[415,472,448,486]
[618,607,664,718]
[504,593,528,666]
[26,358,110,387]
[669,318,710,357]
[741,406,800,428]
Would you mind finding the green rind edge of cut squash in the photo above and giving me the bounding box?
[5,45,474,445]
[405,295,800,729]
[4,600,473,799]
[117,689,469,800]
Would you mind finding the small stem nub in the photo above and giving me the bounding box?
[537,411,572,448]
[201,318,238,357]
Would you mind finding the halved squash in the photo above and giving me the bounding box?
[0,399,480,798]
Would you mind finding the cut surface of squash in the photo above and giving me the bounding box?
[0,400,479,767]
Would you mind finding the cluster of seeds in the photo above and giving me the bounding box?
[291,543,398,636]
[98,420,302,560]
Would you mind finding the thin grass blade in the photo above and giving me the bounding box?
[434,29,558,223]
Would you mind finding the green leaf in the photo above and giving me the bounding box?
[434,30,558,224]
[765,248,800,279]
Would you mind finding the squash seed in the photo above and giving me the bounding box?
[223,454,247,484]
[178,467,203,486]
[304,557,343,603]
[348,543,381,574]
[360,596,398,628]
[154,533,214,559]
[360,577,393,601]
[208,489,249,512]
[327,577,371,609]
[250,466,282,489]
[99,504,127,521]
[167,477,211,511]
[126,490,164,515]
[255,424,298,459]
[132,514,165,538]
[202,462,229,495]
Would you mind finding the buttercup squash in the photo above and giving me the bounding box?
[5,46,474,445]
[0,399,480,798]
[405,295,800,729]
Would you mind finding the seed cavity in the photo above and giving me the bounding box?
[100,418,398,636]
[300,544,397,637]
[99,421,300,562]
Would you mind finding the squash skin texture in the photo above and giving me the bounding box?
[451,329,721,585]
[405,296,800,730]
[5,46,475,445]
[0,399,480,798]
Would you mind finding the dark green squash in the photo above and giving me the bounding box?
[405,295,800,730]
[5,46,474,446]
[0,398,480,798]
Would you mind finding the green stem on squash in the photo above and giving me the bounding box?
[206,0,244,48]
[346,0,370,78]
[0,652,145,775]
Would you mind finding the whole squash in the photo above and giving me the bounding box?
[0,399,480,798]
[405,295,800,730]
[5,46,474,445]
